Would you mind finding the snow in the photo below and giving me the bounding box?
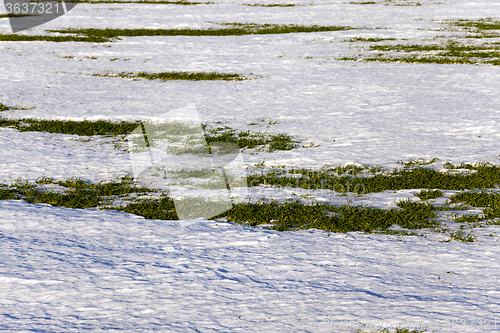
[1,0,500,331]
[2,200,500,332]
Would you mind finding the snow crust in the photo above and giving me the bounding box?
[2,200,500,332]
[1,0,500,331]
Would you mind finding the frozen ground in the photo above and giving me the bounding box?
[1,0,500,331]
[2,200,500,332]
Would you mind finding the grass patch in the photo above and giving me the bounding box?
[444,230,475,242]
[453,212,487,223]
[347,37,397,42]
[0,177,440,233]
[114,196,178,219]
[49,24,358,41]
[113,196,439,232]
[452,18,500,33]
[71,0,208,4]
[0,118,141,136]
[211,198,438,232]
[2,176,153,209]
[341,41,500,65]
[357,329,426,333]
[0,14,37,18]
[348,0,422,5]
[0,117,301,152]
[247,162,500,194]
[450,191,500,208]
[0,103,35,111]
[2,24,358,43]
[95,71,247,81]
[243,3,297,6]
[203,125,300,152]
[0,34,109,43]
[4,160,499,234]
[0,103,11,111]
[414,189,444,200]
[339,19,500,65]
[449,191,500,222]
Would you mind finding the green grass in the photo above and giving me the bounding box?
[247,162,500,194]
[203,125,300,152]
[70,0,208,4]
[0,178,440,232]
[341,41,500,65]
[339,19,500,65]
[450,191,500,208]
[0,24,358,43]
[364,56,500,65]
[452,18,500,32]
[414,189,444,201]
[243,3,297,6]
[95,71,247,81]
[114,196,178,219]
[3,158,500,234]
[356,329,425,333]
[215,197,438,232]
[1,176,153,209]
[48,24,358,41]
[452,212,487,223]
[347,37,397,42]
[0,117,302,152]
[449,191,500,222]
[0,103,12,111]
[0,34,109,43]
[0,173,441,233]
[445,230,476,242]
[41,0,298,5]
[0,118,141,136]
[349,0,422,5]
[0,14,37,18]
[368,42,500,53]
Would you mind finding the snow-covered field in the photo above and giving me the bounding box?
[1,0,500,331]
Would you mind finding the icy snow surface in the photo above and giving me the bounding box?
[2,200,500,332]
[1,0,500,331]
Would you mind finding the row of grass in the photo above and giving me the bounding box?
[449,191,500,223]
[0,34,110,43]
[212,198,439,232]
[0,114,301,152]
[76,0,297,4]
[1,169,498,235]
[0,14,36,18]
[0,177,440,233]
[340,19,500,65]
[0,176,153,208]
[453,18,500,33]
[349,0,422,6]
[46,24,356,41]
[94,71,247,81]
[0,117,141,136]
[203,125,300,152]
[0,0,300,6]
[246,162,500,194]
[36,0,298,5]
[0,24,358,43]
[0,103,12,111]
[71,0,208,4]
